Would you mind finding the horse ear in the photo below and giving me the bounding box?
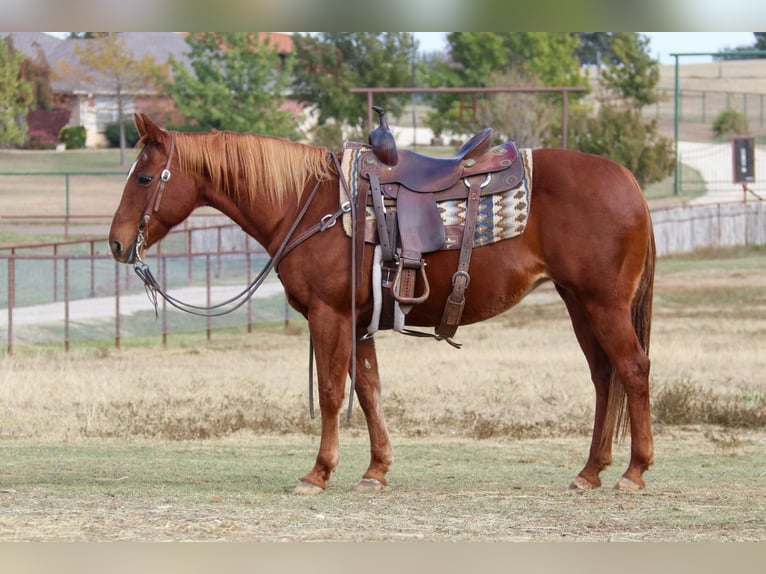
[134,113,147,136]
[136,113,169,145]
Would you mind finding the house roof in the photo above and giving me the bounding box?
[2,32,192,95]
[3,31,295,96]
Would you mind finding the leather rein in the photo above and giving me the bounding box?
[132,135,350,318]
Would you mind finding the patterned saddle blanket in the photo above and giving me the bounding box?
[340,142,533,249]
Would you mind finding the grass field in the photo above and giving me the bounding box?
[1,246,764,541]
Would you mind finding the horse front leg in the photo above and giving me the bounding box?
[294,310,352,495]
[350,336,392,491]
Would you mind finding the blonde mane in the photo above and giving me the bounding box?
[169,130,331,205]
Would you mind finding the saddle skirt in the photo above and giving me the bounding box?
[340,141,533,250]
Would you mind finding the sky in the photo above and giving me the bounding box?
[414,32,759,64]
[46,31,759,65]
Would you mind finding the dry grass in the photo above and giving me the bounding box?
[1,250,765,442]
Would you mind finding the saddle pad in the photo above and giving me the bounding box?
[339,142,533,248]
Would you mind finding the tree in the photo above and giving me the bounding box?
[564,33,673,187]
[476,69,557,147]
[168,32,298,139]
[20,42,54,111]
[574,33,616,66]
[291,33,417,140]
[0,37,34,148]
[74,33,167,165]
[568,105,674,188]
[423,33,588,142]
[598,32,659,107]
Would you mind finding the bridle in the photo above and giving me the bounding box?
[134,135,176,262]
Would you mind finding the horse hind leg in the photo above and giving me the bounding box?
[349,337,393,492]
[579,300,653,491]
[557,287,615,490]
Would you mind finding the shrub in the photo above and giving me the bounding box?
[105,121,140,148]
[653,380,766,428]
[58,125,87,149]
[712,108,749,138]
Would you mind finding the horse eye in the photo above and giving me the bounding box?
[137,174,154,186]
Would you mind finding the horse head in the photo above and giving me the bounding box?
[109,113,200,263]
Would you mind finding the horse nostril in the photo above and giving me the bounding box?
[111,240,122,257]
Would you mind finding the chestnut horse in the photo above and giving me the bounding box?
[109,114,655,493]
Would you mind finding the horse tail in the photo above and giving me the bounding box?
[602,206,656,448]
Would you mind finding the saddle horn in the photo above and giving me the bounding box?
[368,105,398,166]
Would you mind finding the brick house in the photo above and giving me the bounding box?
[2,32,295,148]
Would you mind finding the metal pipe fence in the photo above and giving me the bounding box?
[2,201,765,355]
[0,224,295,355]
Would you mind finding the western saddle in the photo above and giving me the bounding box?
[355,106,525,345]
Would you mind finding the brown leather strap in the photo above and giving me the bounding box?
[436,174,485,340]
[369,173,394,262]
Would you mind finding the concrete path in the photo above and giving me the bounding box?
[1,282,285,327]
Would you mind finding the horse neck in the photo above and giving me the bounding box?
[183,132,333,255]
[201,173,343,259]
[201,182,300,255]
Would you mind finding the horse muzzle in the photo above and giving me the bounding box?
[110,236,140,264]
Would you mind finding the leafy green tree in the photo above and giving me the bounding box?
[499,32,587,88]
[423,33,587,140]
[291,32,417,139]
[74,33,167,165]
[568,105,673,188]
[574,33,615,66]
[168,33,297,140]
[20,42,54,110]
[598,32,659,107]
[563,33,673,187]
[0,38,34,148]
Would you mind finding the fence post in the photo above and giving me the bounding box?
[187,229,193,281]
[90,241,96,297]
[65,173,70,239]
[114,260,121,350]
[53,243,58,302]
[246,236,253,333]
[6,256,14,355]
[161,254,168,347]
[217,226,222,278]
[64,257,70,352]
[206,254,212,341]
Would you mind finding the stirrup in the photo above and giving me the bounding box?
[391,258,430,305]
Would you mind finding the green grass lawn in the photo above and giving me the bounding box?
[0,149,125,173]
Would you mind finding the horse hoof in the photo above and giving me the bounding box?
[614,477,644,491]
[351,478,385,492]
[293,480,325,495]
[569,475,598,490]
